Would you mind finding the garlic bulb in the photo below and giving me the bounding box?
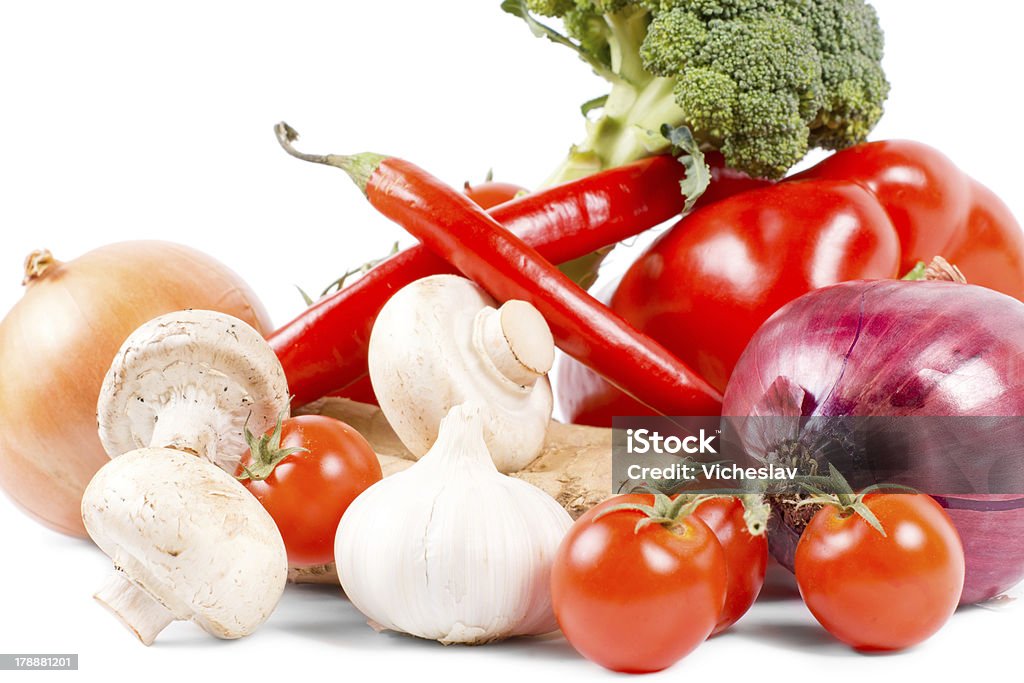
[335,403,573,644]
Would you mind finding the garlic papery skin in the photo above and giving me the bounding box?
[335,403,573,644]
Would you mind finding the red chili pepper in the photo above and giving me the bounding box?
[275,123,723,416]
[272,133,763,407]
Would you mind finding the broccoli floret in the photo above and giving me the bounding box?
[506,0,889,180]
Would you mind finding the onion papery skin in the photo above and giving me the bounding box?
[722,279,1024,604]
[0,241,271,537]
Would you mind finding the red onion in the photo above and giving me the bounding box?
[722,278,1024,604]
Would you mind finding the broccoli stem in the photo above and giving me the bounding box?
[544,75,683,186]
[604,9,652,89]
[535,6,689,286]
[542,6,688,188]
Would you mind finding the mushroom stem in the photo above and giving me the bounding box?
[94,571,175,646]
[475,301,555,387]
[147,392,228,466]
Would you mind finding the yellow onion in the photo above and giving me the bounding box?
[0,241,271,537]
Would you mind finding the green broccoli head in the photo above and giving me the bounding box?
[510,0,889,180]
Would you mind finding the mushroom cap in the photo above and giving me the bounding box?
[369,275,553,472]
[97,310,289,472]
[82,447,288,639]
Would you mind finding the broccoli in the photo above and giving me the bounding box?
[503,0,889,181]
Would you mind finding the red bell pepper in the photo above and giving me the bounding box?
[559,140,1024,426]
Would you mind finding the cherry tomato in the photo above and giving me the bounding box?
[693,497,768,635]
[240,415,382,567]
[551,494,727,673]
[795,494,965,651]
[463,179,526,209]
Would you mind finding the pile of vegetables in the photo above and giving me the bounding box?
[1,0,1023,674]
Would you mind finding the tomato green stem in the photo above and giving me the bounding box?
[597,493,721,535]
[794,463,918,537]
[237,403,307,482]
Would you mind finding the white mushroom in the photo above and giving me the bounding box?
[82,448,288,644]
[368,275,554,473]
[85,309,290,644]
[97,309,290,473]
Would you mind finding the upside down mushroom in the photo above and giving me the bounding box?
[82,449,288,644]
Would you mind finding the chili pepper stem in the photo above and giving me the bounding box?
[274,122,386,195]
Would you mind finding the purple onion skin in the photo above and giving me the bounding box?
[722,280,1024,604]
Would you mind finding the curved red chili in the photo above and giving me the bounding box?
[275,123,723,415]
[271,134,762,407]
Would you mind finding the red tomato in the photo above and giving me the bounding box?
[693,497,768,635]
[551,494,727,673]
[795,494,965,651]
[240,415,382,567]
[463,180,526,209]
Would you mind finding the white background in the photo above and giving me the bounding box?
[1,1,1022,680]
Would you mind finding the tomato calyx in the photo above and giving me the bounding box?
[738,495,770,537]
[597,493,768,536]
[237,405,308,482]
[796,464,916,537]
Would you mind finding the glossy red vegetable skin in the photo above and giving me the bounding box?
[796,494,964,651]
[560,182,901,424]
[369,156,723,416]
[239,415,382,567]
[945,180,1024,299]
[330,374,377,405]
[463,180,525,209]
[702,150,774,204]
[551,495,727,673]
[612,180,901,393]
[795,140,1024,298]
[271,155,701,407]
[694,498,768,635]
[560,141,1024,426]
